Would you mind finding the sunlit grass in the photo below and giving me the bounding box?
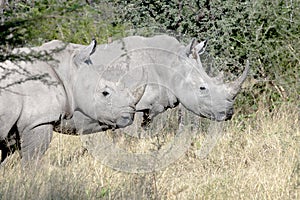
[0,103,299,199]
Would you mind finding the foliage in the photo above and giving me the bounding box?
[0,0,126,91]
[0,2,299,197]
[106,0,300,113]
[0,0,124,62]
[0,103,299,199]
[1,0,299,112]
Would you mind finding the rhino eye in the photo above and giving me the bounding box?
[102,91,110,97]
[199,86,206,90]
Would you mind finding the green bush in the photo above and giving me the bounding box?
[1,0,299,114]
[106,0,300,113]
[0,0,125,57]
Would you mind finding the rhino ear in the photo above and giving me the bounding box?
[185,38,197,56]
[74,39,97,65]
[185,39,208,57]
[194,40,207,55]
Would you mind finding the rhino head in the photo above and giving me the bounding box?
[174,39,250,121]
[68,40,145,129]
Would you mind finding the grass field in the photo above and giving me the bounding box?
[0,102,299,199]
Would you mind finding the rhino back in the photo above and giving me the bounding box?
[0,51,69,133]
[90,35,183,83]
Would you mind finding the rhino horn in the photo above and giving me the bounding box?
[120,67,147,104]
[227,60,250,98]
[133,67,147,104]
[132,84,146,105]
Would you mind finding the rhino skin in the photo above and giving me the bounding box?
[0,39,145,165]
[53,34,249,135]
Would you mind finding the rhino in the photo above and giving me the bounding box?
[55,34,249,135]
[0,39,144,165]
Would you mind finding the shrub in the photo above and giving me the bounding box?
[106,0,300,113]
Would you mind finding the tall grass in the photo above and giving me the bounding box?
[0,103,299,199]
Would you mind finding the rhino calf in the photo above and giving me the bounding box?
[0,39,144,165]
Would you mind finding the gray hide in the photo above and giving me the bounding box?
[56,34,249,134]
[0,39,144,165]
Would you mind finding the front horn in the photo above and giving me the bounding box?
[120,67,147,105]
[227,60,250,98]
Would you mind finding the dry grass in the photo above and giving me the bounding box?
[0,103,299,200]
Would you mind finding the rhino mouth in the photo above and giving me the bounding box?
[213,112,233,121]
[116,113,134,128]
[97,121,116,131]
[198,112,233,122]
[97,112,134,130]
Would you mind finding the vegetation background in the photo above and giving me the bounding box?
[0,0,299,199]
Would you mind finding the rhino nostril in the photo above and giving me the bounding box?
[122,114,131,119]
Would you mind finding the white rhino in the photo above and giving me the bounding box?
[56,34,249,135]
[0,39,144,165]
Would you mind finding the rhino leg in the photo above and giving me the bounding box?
[0,141,10,164]
[141,110,152,129]
[20,124,53,165]
[0,125,20,164]
[141,105,165,129]
[0,146,15,166]
[0,96,22,164]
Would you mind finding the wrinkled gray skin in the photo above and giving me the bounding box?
[0,39,144,165]
[55,35,249,135]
